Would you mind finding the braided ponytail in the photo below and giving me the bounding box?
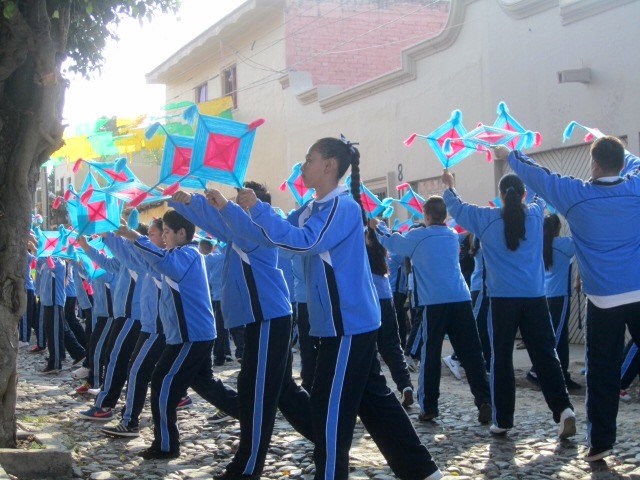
[348,147,367,226]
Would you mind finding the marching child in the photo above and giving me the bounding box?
[170,182,313,478]
[229,137,442,480]
[372,197,491,424]
[442,169,575,439]
[122,210,216,459]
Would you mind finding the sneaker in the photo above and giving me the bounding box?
[176,396,193,410]
[478,403,492,425]
[405,355,417,373]
[620,389,632,402]
[516,340,526,350]
[138,447,180,460]
[558,408,576,439]
[79,406,113,421]
[101,422,139,438]
[87,388,101,396]
[489,424,509,435]
[565,378,582,391]
[425,470,444,480]
[401,387,414,408]
[71,366,90,380]
[40,367,61,375]
[71,356,85,367]
[75,383,91,394]
[443,355,462,380]
[584,446,612,462]
[208,409,233,424]
[19,341,30,348]
[30,346,46,354]
[418,412,437,422]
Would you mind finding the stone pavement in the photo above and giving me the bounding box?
[13,340,640,479]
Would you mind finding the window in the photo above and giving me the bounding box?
[410,176,449,198]
[195,82,208,103]
[222,64,237,108]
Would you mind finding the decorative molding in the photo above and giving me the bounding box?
[496,0,557,20]
[315,0,478,112]
[559,0,636,25]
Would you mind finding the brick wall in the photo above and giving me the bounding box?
[285,0,450,89]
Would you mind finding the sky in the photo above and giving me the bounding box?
[62,0,245,128]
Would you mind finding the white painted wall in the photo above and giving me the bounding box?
[281,0,640,211]
[154,0,640,214]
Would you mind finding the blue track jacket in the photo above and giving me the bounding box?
[170,195,292,328]
[508,150,640,297]
[444,188,546,298]
[133,237,215,345]
[223,186,380,337]
[376,222,470,306]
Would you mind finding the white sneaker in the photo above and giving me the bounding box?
[424,469,443,480]
[443,355,462,380]
[489,424,509,435]
[558,408,576,439]
[620,389,632,402]
[87,388,101,396]
[18,341,30,348]
[71,366,90,380]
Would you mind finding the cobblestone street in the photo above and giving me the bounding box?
[14,342,640,479]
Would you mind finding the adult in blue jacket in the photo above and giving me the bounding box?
[496,137,640,462]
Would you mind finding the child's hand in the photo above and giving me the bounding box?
[116,219,131,239]
[172,190,192,205]
[205,189,229,210]
[76,235,89,251]
[441,169,454,188]
[492,145,510,161]
[235,189,258,210]
[368,218,380,229]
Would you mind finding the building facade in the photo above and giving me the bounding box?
[148,0,640,343]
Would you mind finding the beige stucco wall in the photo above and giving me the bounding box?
[279,0,640,213]
[152,0,640,215]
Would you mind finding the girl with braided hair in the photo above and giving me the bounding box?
[442,170,575,440]
[212,136,441,480]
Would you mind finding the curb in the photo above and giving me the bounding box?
[0,431,73,479]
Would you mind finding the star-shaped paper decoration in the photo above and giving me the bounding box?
[345,176,394,219]
[492,102,542,151]
[404,110,472,168]
[185,105,264,188]
[393,183,425,217]
[279,162,314,205]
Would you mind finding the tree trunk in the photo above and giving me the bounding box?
[0,1,67,447]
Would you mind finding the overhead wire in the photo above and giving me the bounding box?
[164,0,451,102]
